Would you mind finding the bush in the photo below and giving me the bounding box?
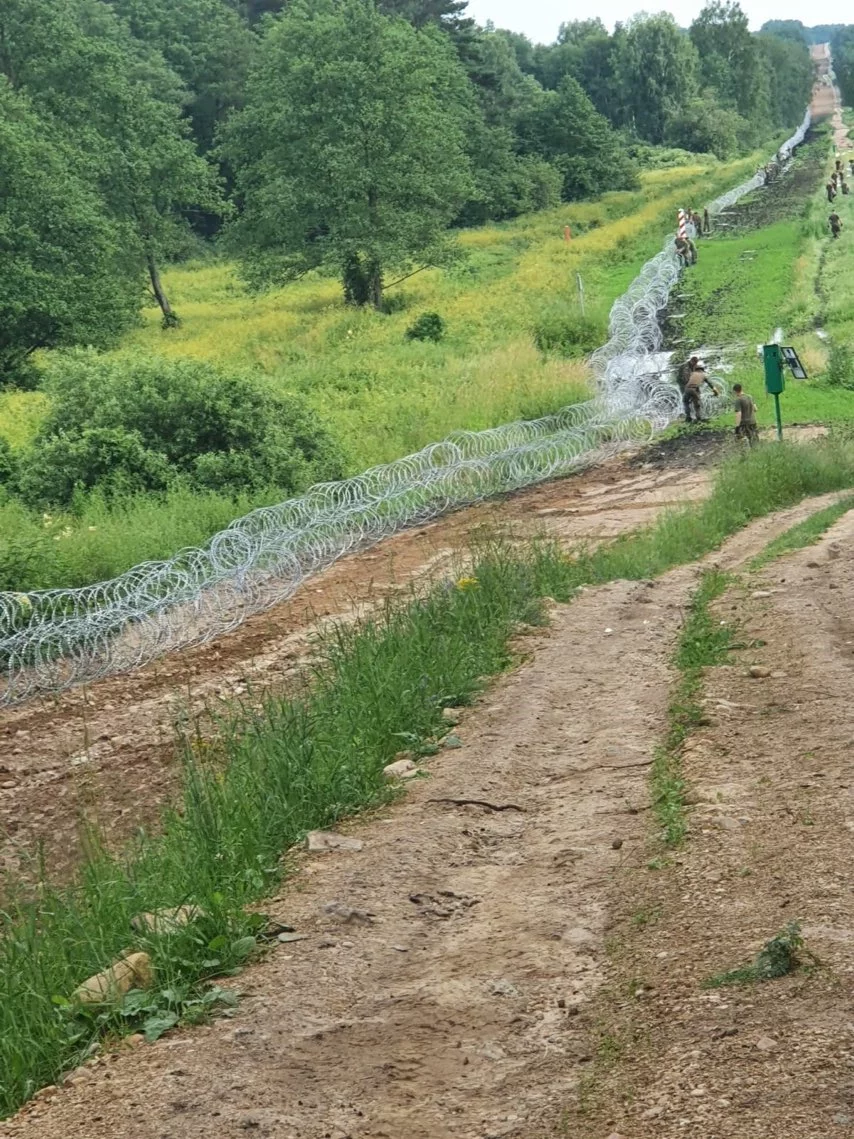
[0,437,15,486]
[16,428,173,509]
[13,352,344,509]
[825,341,854,389]
[533,308,606,357]
[405,312,446,343]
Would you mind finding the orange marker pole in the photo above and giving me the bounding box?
[564,225,572,242]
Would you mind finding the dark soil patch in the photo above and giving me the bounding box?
[713,131,827,234]
[630,427,733,471]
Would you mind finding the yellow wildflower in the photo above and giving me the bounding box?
[455,576,479,591]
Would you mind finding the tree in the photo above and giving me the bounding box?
[757,32,813,129]
[520,76,637,200]
[223,0,474,309]
[690,2,768,127]
[533,20,617,118]
[614,15,699,144]
[758,19,808,45]
[0,81,140,385]
[377,0,470,29]
[665,94,747,157]
[832,27,854,108]
[0,0,223,326]
[104,0,255,154]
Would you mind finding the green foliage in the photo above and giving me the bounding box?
[826,342,854,389]
[0,82,141,384]
[12,353,343,508]
[757,31,814,130]
[666,94,748,160]
[690,2,767,126]
[0,437,15,485]
[1,0,225,324]
[750,495,854,568]
[533,307,606,357]
[223,0,475,307]
[614,14,700,145]
[103,0,255,153]
[405,312,446,342]
[705,921,807,986]
[832,27,854,108]
[17,428,173,508]
[520,75,638,200]
[0,487,281,593]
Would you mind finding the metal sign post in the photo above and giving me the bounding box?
[762,344,808,442]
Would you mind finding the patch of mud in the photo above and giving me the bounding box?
[629,427,733,471]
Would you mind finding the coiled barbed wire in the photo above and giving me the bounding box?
[0,111,812,705]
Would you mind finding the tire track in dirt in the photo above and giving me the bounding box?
[555,504,854,1139]
[0,493,846,1139]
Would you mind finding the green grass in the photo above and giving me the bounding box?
[750,493,854,568]
[115,158,760,471]
[3,438,854,1117]
[651,570,735,847]
[679,130,854,428]
[0,151,773,596]
[0,487,284,592]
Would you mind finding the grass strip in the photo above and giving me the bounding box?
[3,439,854,1115]
[749,494,854,568]
[652,570,735,847]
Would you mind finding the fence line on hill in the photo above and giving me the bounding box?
[0,109,811,704]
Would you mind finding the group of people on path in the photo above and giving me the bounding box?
[675,355,758,446]
[828,157,853,238]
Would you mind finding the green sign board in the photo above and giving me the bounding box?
[763,344,785,395]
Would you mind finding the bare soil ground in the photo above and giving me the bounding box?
[1,484,851,1139]
[1,445,714,879]
[556,509,854,1139]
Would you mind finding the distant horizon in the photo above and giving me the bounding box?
[463,1,847,46]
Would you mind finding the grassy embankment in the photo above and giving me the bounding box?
[4,437,854,1119]
[0,153,767,594]
[676,124,854,426]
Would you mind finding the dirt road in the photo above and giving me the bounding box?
[557,509,854,1139]
[811,43,849,151]
[1,485,850,1139]
[0,440,718,879]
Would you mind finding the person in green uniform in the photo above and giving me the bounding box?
[683,365,719,423]
[733,383,758,447]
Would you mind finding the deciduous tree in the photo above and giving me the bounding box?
[223,0,474,309]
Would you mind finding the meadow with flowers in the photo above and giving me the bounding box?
[0,153,762,595]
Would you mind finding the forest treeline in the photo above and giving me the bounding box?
[0,0,833,384]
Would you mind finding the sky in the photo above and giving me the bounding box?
[464,0,849,45]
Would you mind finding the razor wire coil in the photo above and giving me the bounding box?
[0,111,811,705]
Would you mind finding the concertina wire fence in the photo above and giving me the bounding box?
[0,109,812,705]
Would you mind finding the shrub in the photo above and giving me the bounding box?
[405,312,445,343]
[533,308,606,357]
[825,341,854,389]
[13,352,344,509]
[0,437,15,486]
[15,428,173,509]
